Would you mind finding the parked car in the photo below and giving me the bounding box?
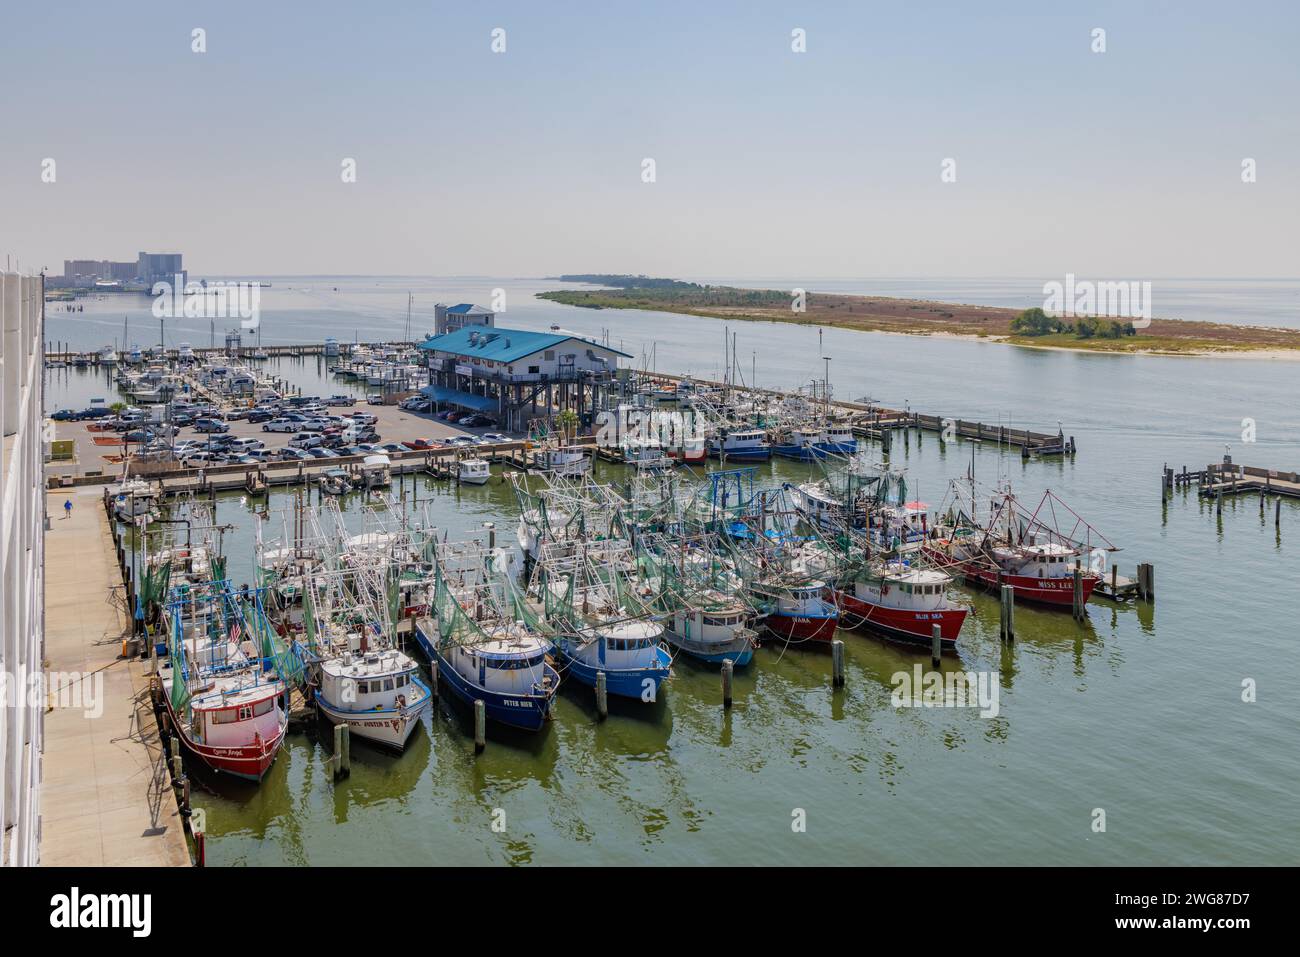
[445,435,476,447]
[436,409,458,420]
[481,432,509,444]
[379,443,406,455]
[194,418,229,434]
[461,414,495,427]
[51,409,78,421]
[348,412,378,426]
[326,394,357,407]
[263,418,300,432]
[289,432,324,449]
[227,437,266,454]
[277,447,311,461]
[402,438,436,450]
[183,451,226,467]
[247,409,276,423]
[123,429,156,443]
[307,447,340,459]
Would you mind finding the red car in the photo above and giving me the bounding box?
[402,438,435,450]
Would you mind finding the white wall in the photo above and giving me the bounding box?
[1,271,46,866]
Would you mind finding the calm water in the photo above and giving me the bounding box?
[48,278,1300,865]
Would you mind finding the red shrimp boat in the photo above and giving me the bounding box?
[763,581,839,643]
[159,585,288,781]
[924,486,1114,610]
[830,560,967,649]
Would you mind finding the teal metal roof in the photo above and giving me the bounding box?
[418,325,631,362]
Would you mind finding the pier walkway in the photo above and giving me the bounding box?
[40,486,189,867]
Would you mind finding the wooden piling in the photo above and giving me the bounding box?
[721,658,734,708]
[428,657,439,699]
[831,639,845,688]
[1072,566,1084,620]
[474,699,486,752]
[930,624,941,667]
[596,670,609,719]
[1000,584,1014,641]
[333,722,351,779]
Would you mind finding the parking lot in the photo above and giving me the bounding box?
[49,395,518,478]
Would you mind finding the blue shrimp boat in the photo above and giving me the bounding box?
[553,617,672,700]
[815,425,857,455]
[772,427,828,461]
[414,618,558,731]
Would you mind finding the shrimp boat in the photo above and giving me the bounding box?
[531,538,672,700]
[816,424,857,454]
[301,573,432,751]
[924,486,1115,609]
[830,560,967,650]
[623,438,675,471]
[158,583,289,781]
[761,581,839,643]
[707,427,771,461]
[663,592,758,665]
[772,427,828,461]
[413,540,559,731]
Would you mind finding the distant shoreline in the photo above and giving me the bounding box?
[538,281,1300,359]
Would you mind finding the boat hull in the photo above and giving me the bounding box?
[764,610,838,643]
[663,631,755,666]
[556,644,673,700]
[160,694,286,781]
[413,623,556,731]
[772,444,828,462]
[927,550,1099,608]
[315,683,432,751]
[830,589,966,648]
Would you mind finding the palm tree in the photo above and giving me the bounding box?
[556,409,579,441]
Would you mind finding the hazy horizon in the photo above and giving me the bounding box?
[4,2,1297,280]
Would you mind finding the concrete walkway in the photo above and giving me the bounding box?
[41,486,189,867]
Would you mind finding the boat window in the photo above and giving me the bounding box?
[238,705,253,721]
[384,679,394,691]
[254,698,274,716]
[357,681,368,694]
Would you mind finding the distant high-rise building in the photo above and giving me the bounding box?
[136,252,183,284]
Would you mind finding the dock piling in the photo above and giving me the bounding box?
[999,584,1015,641]
[1071,566,1084,620]
[332,723,351,779]
[596,671,609,719]
[429,658,439,699]
[831,639,845,688]
[474,699,487,752]
[930,625,941,667]
[721,658,734,708]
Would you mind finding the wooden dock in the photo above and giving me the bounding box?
[1166,460,1300,500]
[639,371,1076,455]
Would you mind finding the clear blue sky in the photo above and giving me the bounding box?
[2,1,1296,278]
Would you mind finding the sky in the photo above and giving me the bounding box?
[1,1,1297,280]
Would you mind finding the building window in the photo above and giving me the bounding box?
[529,365,540,374]
[544,350,554,360]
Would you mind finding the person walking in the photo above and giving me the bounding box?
[63,499,73,519]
